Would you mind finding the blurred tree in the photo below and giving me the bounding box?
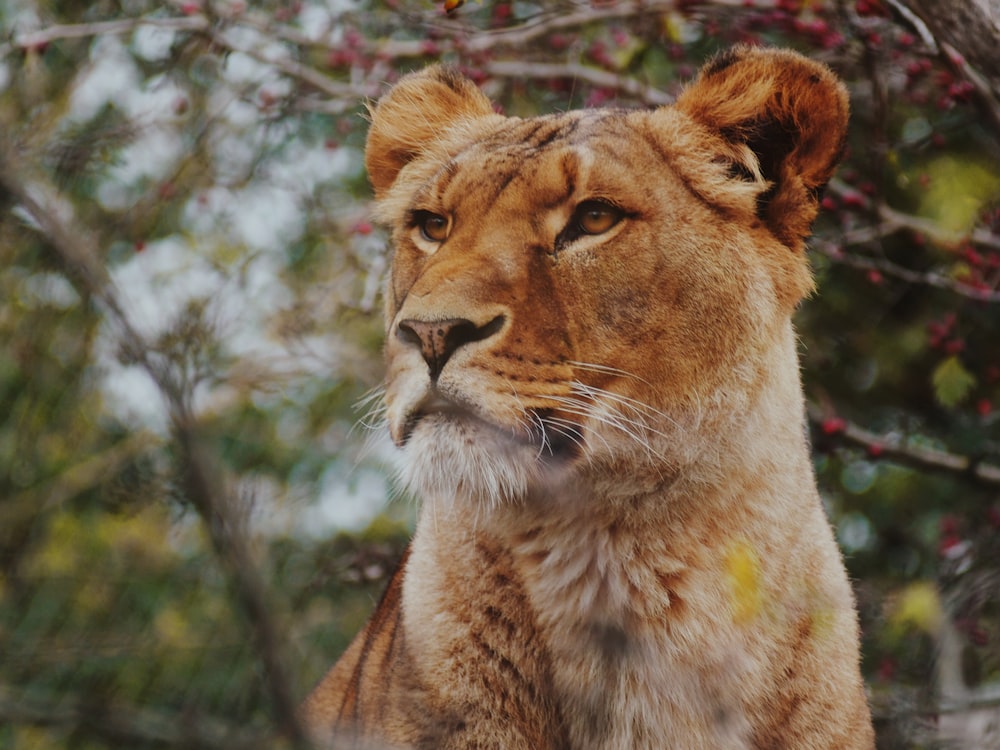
[1,1,998,747]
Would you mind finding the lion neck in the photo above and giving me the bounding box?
[403,322,819,748]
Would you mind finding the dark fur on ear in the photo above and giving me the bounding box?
[676,45,849,249]
[365,66,495,198]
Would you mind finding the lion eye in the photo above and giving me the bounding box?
[415,211,450,243]
[574,201,622,236]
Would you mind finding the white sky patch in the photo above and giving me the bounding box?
[111,235,225,340]
[269,139,353,193]
[98,358,171,434]
[229,183,304,251]
[69,36,140,122]
[131,24,177,62]
[122,73,188,122]
[54,8,383,529]
[210,88,260,128]
[298,4,334,41]
[304,460,390,533]
[14,271,81,310]
[220,25,288,85]
[326,0,362,14]
[100,128,186,204]
[213,252,293,360]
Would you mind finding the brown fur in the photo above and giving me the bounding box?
[303,46,874,749]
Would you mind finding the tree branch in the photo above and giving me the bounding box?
[0,682,276,750]
[0,140,310,748]
[480,59,674,105]
[2,15,207,57]
[902,0,1000,132]
[812,238,1000,302]
[5,431,159,527]
[807,405,1000,488]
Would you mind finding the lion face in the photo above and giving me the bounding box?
[365,49,848,505]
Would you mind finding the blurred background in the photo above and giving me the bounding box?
[1,1,998,747]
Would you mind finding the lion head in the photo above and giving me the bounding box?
[364,46,848,507]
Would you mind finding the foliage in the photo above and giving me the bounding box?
[2,1,999,747]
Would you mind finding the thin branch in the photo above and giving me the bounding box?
[5,431,159,527]
[0,682,277,750]
[885,0,939,50]
[938,39,1000,134]
[816,180,1000,301]
[0,141,311,748]
[812,238,1000,302]
[2,15,208,57]
[481,59,674,105]
[208,26,377,102]
[807,405,1000,488]
[829,179,1000,251]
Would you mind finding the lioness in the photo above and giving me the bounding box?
[304,46,875,749]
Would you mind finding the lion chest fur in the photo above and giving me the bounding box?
[303,47,875,749]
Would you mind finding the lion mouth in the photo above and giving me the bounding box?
[400,393,581,460]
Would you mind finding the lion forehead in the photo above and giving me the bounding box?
[411,109,679,221]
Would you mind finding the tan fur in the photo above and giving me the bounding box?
[303,46,874,749]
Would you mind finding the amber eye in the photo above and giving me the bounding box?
[415,211,450,243]
[575,201,622,235]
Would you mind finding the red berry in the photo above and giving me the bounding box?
[938,533,962,557]
[876,656,895,682]
[821,417,847,435]
[987,506,1000,529]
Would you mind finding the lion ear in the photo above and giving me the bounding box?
[675,46,849,249]
[365,66,496,198]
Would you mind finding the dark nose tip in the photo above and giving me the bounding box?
[396,315,504,380]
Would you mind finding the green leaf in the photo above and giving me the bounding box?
[932,356,976,408]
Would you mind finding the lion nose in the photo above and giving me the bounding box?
[396,315,504,380]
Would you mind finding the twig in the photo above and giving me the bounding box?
[5,431,159,526]
[829,179,1000,251]
[812,238,1000,302]
[0,139,311,748]
[938,40,1000,134]
[807,405,1000,488]
[209,27,378,102]
[480,59,674,105]
[2,15,208,57]
[0,682,276,750]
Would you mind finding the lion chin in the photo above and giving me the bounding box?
[393,398,581,507]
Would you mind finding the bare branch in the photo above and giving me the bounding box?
[807,405,1000,488]
[3,15,207,57]
[0,140,311,748]
[829,179,1000,251]
[816,180,1000,301]
[901,0,1000,132]
[5,431,160,527]
[0,682,277,750]
[812,239,1000,302]
[481,59,674,105]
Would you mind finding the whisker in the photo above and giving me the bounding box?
[569,381,680,429]
[529,411,554,459]
[568,360,652,386]
[546,399,663,460]
[544,416,596,454]
[351,387,389,437]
